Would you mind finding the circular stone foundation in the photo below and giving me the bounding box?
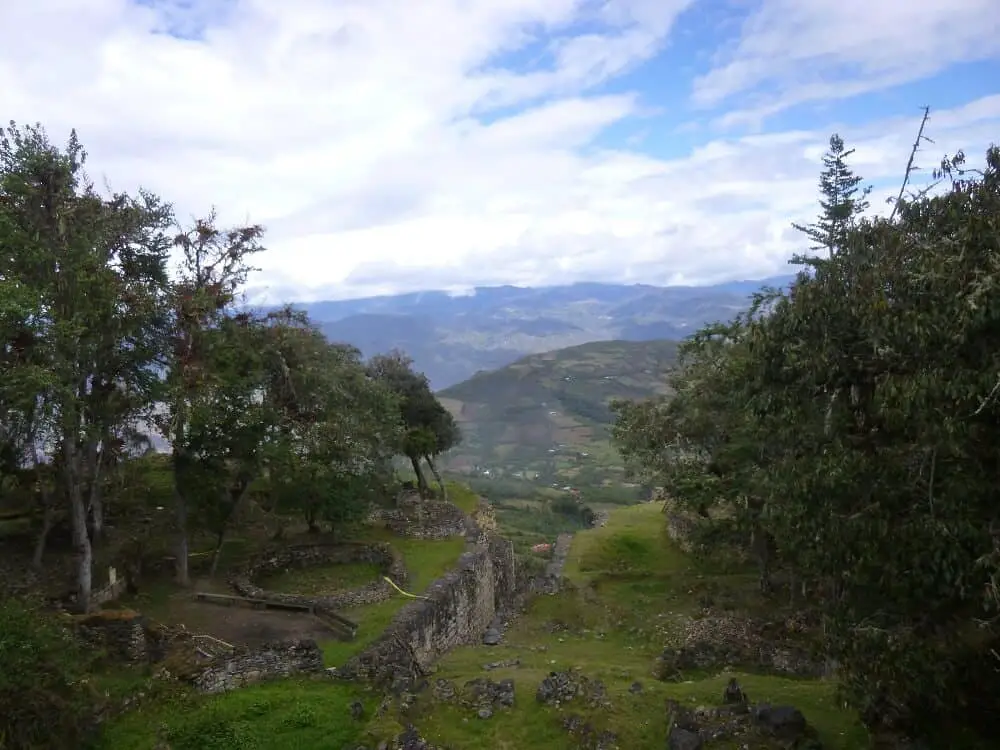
[230,542,407,610]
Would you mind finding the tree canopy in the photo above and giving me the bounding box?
[613,139,1000,746]
[0,122,449,615]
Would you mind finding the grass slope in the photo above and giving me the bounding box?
[99,502,867,750]
[407,503,867,749]
[438,339,678,484]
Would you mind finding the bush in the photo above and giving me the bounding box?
[0,598,96,749]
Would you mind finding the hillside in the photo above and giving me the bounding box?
[291,277,792,389]
[436,339,678,485]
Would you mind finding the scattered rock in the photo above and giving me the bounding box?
[665,689,822,749]
[483,658,520,671]
[456,677,515,719]
[653,614,823,680]
[667,726,703,750]
[563,713,619,749]
[350,700,365,720]
[722,677,747,705]
[431,678,457,702]
[482,628,502,646]
[753,703,807,739]
[629,681,643,694]
[536,669,610,709]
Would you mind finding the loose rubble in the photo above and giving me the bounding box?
[665,679,824,749]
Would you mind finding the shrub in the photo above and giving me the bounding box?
[0,598,96,749]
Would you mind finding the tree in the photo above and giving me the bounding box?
[158,213,265,586]
[792,133,871,257]
[246,311,400,541]
[366,351,461,497]
[0,122,172,611]
[613,139,1000,745]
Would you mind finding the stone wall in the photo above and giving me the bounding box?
[193,639,324,693]
[336,516,527,691]
[230,542,407,610]
[369,496,472,540]
[75,610,151,662]
[92,566,129,607]
[74,610,175,664]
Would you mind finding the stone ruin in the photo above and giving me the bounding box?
[369,490,474,540]
[230,541,408,612]
[666,678,824,749]
[73,610,326,695]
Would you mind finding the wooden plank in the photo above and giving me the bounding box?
[193,591,313,613]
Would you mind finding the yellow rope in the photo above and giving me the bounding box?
[383,576,430,600]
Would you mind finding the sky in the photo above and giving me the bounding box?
[2,0,999,304]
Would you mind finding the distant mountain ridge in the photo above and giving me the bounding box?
[283,275,794,389]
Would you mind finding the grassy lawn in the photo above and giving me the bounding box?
[260,562,382,595]
[94,678,375,750]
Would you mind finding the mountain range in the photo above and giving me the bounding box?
[288,275,794,389]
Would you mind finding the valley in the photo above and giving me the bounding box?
[437,339,679,486]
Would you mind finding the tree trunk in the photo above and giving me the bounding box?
[208,528,226,579]
[208,479,253,578]
[64,435,93,613]
[409,454,429,496]
[87,444,105,543]
[32,504,55,571]
[751,522,774,595]
[424,454,447,500]
[30,452,54,571]
[173,482,190,587]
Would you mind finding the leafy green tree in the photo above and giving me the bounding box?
[613,139,1000,745]
[257,313,401,537]
[792,133,871,257]
[366,351,461,498]
[0,122,172,611]
[158,214,265,586]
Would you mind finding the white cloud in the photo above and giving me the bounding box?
[694,0,1000,126]
[1,0,998,303]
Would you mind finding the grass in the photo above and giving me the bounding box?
[94,678,374,750]
[446,480,481,515]
[260,562,382,595]
[97,497,869,749]
[405,502,868,750]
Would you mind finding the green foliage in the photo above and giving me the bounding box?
[613,139,1000,745]
[791,133,871,256]
[367,350,460,493]
[0,599,94,749]
[0,122,423,603]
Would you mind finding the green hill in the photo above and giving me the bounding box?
[437,339,677,486]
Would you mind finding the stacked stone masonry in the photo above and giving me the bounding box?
[368,494,473,540]
[230,542,407,610]
[194,639,324,694]
[337,502,532,691]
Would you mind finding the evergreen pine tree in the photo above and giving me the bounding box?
[792,134,871,257]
